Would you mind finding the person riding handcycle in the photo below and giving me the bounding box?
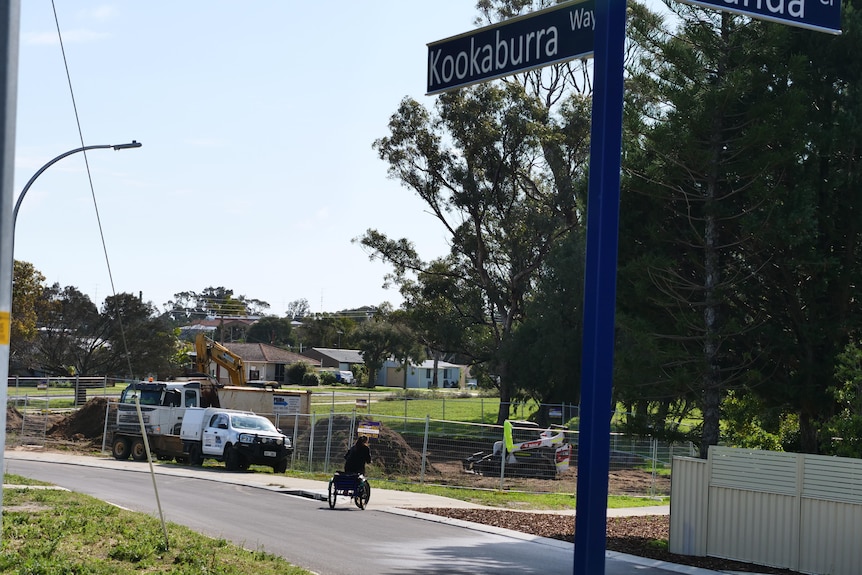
[328,435,372,509]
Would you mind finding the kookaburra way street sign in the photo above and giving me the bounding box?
[427,0,596,95]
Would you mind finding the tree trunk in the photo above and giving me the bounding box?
[699,14,729,459]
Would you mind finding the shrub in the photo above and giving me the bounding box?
[287,361,310,385]
[302,372,320,387]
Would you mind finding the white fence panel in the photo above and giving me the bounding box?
[671,446,862,575]
[799,498,862,575]
[669,456,708,556]
[707,488,799,571]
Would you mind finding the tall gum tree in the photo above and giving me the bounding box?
[361,72,591,424]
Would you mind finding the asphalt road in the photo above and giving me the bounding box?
[4,454,716,575]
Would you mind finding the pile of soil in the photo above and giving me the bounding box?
[302,415,435,476]
[6,404,24,431]
[47,397,111,442]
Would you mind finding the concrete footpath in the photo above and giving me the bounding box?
[3,449,744,575]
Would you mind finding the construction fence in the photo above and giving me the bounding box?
[7,380,694,498]
[94,404,691,498]
[283,411,692,497]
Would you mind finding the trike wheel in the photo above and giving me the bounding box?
[354,480,370,510]
[327,479,337,509]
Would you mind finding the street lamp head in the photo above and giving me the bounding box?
[112,140,142,150]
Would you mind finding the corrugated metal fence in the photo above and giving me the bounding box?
[670,446,862,575]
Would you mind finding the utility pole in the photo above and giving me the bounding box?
[0,1,21,539]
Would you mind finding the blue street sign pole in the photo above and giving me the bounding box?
[573,0,627,572]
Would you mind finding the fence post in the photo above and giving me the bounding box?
[101,400,111,453]
[308,413,316,472]
[499,443,507,491]
[291,414,300,468]
[420,415,430,485]
[481,397,484,423]
[324,412,334,474]
[651,436,658,498]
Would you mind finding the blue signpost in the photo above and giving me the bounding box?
[428,0,842,573]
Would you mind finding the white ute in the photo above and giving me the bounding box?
[181,407,292,473]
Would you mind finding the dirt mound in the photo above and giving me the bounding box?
[6,405,24,431]
[302,415,435,476]
[47,397,111,442]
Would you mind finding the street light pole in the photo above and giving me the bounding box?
[0,0,22,541]
[12,140,142,236]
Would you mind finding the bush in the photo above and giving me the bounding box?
[302,372,320,387]
[318,371,337,386]
[287,362,310,385]
[350,363,368,385]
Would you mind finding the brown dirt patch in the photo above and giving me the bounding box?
[301,415,434,476]
[415,509,803,574]
[46,397,111,442]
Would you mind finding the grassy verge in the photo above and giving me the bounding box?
[1,474,312,575]
[279,470,667,510]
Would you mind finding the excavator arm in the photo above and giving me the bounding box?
[195,333,246,386]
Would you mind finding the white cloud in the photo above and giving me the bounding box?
[23,29,110,46]
[88,5,117,22]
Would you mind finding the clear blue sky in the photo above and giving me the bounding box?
[13,1,479,316]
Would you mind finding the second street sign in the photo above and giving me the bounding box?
[427,0,596,95]
[680,0,842,33]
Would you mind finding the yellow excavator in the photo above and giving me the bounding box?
[194,333,246,386]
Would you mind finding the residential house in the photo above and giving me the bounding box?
[301,348,364,372]
[375,359,464,389]
[205,342,319,386]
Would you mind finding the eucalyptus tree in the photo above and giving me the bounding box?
[100,293,180,378]
[398,260,479,389]
[36,284,106,376]
[361,73,591,423]
[9,260,45,372]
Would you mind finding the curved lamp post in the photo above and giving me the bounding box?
[13,140,142,235]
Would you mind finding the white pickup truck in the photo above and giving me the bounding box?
[181,407,292,473]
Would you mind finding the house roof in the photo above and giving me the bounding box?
[307,348,364,364]
[189,318,258,328]
[386,358,462,369]
[223,343,320,366]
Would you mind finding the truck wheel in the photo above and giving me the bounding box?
[112,436,131,460]
[224,444,240,471]
[131,438,148,461]
[188,444,204,466]
[273,458,287,474]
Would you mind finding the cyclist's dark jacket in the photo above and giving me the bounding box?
[344,443,371,474]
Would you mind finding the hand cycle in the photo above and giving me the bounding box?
[327,471,371,510]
